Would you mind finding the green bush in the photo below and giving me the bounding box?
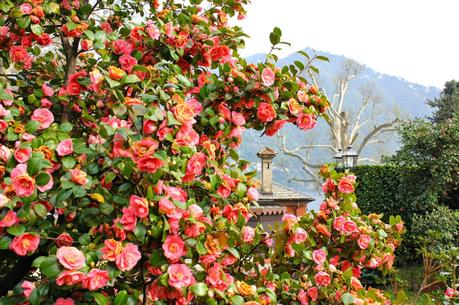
[411,205,459,250]
[354,165,438,264]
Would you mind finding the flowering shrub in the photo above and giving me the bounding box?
[0,0,403,304]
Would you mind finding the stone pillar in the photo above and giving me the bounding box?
[257,147,277,194]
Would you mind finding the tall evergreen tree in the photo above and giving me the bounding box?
[428,80,459,123]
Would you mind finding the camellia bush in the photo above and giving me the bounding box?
[0,0,404,304]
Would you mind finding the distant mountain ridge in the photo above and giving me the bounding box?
[238,48,441,208]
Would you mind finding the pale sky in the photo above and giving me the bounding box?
[238,0,459,88]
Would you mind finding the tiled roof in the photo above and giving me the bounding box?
[253,178,314,202]
[250,205,286,216]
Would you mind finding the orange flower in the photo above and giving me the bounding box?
[173,103,195,123]
[37,146,54,161]
[108,66,125,80]
[205,233,228,255]
[236,281,255,296]
[124,97,143,106]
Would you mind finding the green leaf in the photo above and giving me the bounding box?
[29,289,41,305]
[0,89,13,100]
[93,293,109,305]
[394,289,408,305]
[134,223,146,241]
[227,247,240,259]
[114,290,128,305]
[149,250,167,267]
[30,24,43,36]
[18,16,30,29]
[65,22,78,31]
[196,240,207,255]
[25,120,40,133]
[230,295,244,305]
[341,293,355,305]
[316,55,330,62]
[177,75,191,87]
[33,203,48,218]
[105,76,121,88]
[62,156,76,169]
[59,122,73,132]
[190,283,208,297]
[27,157,43,176]
[7,224,25,236]
[0,236,12,249]
[39,257,61,278]
[123,74,141,84]
[36,172,51,187]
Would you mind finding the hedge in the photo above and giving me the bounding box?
[353,165,438,264]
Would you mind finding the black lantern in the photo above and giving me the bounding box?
[343,145,358,170]
[333,148,344,170]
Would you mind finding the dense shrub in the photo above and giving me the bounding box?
[353,165,437,264]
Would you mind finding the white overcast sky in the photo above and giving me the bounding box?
[237,0,459,88]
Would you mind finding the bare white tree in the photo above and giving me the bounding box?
[279,59,399,186]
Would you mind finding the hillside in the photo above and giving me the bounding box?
[239,48,440,208]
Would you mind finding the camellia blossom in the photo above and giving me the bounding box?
[162,235,186,262]
[261,68,275,86]
[115,243,141,271]
[167,264,195,289]
[56,246,85,270]
[31,108,54,129]
[9,233,40,256]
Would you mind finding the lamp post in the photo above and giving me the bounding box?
[334,146,359,171]
[333,148,344,172]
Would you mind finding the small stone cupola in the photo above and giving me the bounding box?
[257,147,277,194]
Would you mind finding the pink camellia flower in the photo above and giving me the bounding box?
[20,3,33,14]
[12,170,35,198]
[333,216,346,232]
[342,220,359,235]
[241,226,255,243]
[445,287,459,298]
[265,119,288,136]
[284,243,295,257]
[56,270,85,286]
[10,233,40,256]
[31,108,54,129]
[119,207,137,231]
[312,249,327,265]
[293,227,308,244]
[135,155,164,173]
[119,54,137,73]
[0,144,11,162]
[56,139,73,156]
[184,152,206,179]
[206,263,234,291]
[56,246,85,270]
[146,23,160,39]
[257,102,276,123]
[0,210,18,228]
[357,234,371,250]
[296,113,316,130]
[21,280,35,297]
[69,169,88,185]
[128,195,149,218]
[54,297,74,305]
[308,287,318,301]
[261,68,275,86]
[247,187,259,201]
[162,235,186,262]
[338,177,355,194]
[282,214,298,231]
[0,119,7,132]
[14,147,32,163]
[82,269,109,291]
[116,243,141,271]
[167,264,195,289]
[321,178,335,193]
[175,123,200,147]
[187,204,203,218]
[297,289,309,305]
[314,271,331,287]
[42,84,54,97]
